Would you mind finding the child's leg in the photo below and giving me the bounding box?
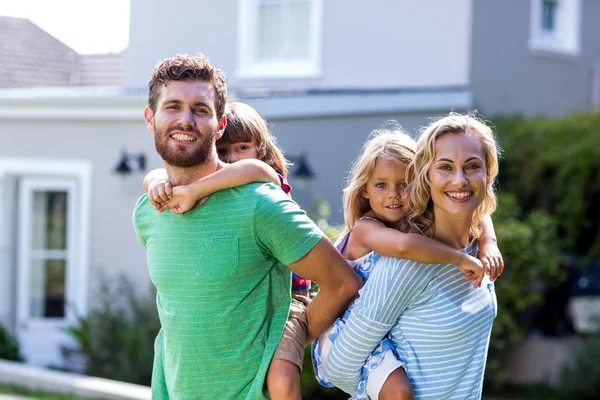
[267,359,302,400]
[366,350,413,400]
[378,367,414,400]
[267,294,309,400]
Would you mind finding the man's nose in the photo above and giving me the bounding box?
[178,109,195,128]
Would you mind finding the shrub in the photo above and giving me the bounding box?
[0,324,22,361]
[559,331,600,400]
[63,274,159,385]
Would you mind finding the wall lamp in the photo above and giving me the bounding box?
[289,153,315,188]
[114,150,146,176]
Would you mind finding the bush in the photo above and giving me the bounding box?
[494,111,600,260]
[0,324,22,361]
[486,193,563,387]
[63,274,160,385]
[559,331,600,400]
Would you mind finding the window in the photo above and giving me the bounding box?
[237,0,323,79]
[529,0,582,56]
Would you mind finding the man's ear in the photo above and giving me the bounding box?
[144,107,155,134]
[215,114,227,140]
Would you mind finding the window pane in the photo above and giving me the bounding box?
[258,3,283,60]
[257,0,311,61]
[30,259,66,318]
[542,0,558,32]
[31,191,68,250]
[284,2,310,59]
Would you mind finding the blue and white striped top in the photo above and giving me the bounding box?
[324,243,497,399]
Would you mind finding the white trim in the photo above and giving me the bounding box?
[0,158,92,317]
[243,89,473,119]
[17,178,77,324]
[236,0,323,79]
[529,0,582,57]
[0,88,470,120]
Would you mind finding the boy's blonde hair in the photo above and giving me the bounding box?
[343,124,417,230]
[219,102,291,176]
[401,112,500,239]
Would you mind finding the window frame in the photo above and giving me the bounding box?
[529,0,582,57]
[236,0,323,79]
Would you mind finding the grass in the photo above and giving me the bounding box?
[0,385,93,400]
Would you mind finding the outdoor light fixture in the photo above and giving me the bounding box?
[113,150,146,176]
[289,153,315,188]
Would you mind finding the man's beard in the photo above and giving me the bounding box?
[154,123,216,168]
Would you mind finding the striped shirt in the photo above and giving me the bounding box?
[133,182,323,399]
[324,244,497,399]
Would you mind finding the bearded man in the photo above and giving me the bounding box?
[132,54,361,400]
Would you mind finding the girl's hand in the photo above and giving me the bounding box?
[457,254,485,288]
[148,180,172,209]
[477,241,504,281]
[156,184,207,214]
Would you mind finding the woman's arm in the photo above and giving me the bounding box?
[324,256,436,393]
[157,159,281,214]
[353,220,484,287]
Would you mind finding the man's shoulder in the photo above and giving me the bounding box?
[133,193,152,219]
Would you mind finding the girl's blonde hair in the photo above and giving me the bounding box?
[401,112,500,239]
[343,124,417,231]
[219,101,291,176]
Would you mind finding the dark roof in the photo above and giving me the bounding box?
[0,16,124,88]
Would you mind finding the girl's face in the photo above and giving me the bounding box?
[427,132,487,220]
[216,139,259,163]
[362,158,409,227]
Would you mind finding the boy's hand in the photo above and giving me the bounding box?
[148,180,172,209]
[477,241,504,281]
[156,185,207,214]
[457,254,485,288]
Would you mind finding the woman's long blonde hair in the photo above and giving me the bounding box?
[401,113,500,239]
[219,101,291,176]
[342,124,417,231]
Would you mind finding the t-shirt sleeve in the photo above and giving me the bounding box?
[277,173,292,196]
[132,194,149,247]
[253,183,322,265]
[324,257,438,394]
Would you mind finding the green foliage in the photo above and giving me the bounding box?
[300,347,347,399]
[0,324,22,361]
[63,274,160,385]
[559,332,600,400]
[494,111,600,259]
[486,193,563,387]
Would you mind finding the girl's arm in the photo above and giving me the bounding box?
[157,159,281,214]
[478,215,504,281]
[143,168,171,208]
[352,219,484,287]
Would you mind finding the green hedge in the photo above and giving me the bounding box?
[494,111,600,259]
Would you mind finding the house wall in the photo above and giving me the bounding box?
[471,0,600,117]
[0,116,153,329]
[124,0,472,92]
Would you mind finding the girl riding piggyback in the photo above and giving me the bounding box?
[312,126,503,400]
[143,101,312,400]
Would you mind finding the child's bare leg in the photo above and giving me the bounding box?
[379,367,414,400]
[266,359,302,400]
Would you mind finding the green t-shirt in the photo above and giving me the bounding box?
[133,182,322,399]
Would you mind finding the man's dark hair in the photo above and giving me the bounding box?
[147,54,227,118]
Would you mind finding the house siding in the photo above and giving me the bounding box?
[471,0,600,117]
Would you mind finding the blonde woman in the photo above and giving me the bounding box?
[312,120,502,400]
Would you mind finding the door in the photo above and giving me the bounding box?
[16,177,79,367]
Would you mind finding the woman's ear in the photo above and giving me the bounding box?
[362,191,369,199]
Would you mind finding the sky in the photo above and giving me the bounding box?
[0,0,130,54]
